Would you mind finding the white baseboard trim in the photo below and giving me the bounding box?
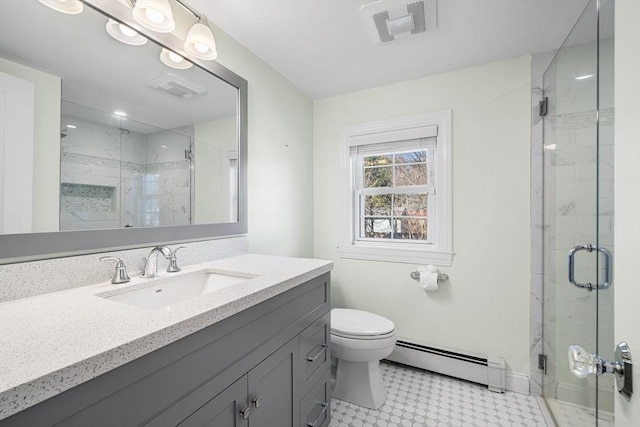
[386,338,531,395]
[506,371,531,395]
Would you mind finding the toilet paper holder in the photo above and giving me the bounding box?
[410,270,449,283]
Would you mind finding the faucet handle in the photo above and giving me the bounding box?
[100,256,131,284]
[166,246,186,272]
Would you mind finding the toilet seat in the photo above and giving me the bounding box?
[331,308,395,340]
[331,330,395,340]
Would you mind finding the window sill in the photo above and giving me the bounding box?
[338,244,453,266]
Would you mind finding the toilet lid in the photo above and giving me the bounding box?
[331,308,395,337]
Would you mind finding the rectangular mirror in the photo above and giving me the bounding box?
[0,0,247,263]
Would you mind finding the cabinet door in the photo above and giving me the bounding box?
[178,377,249,427]
[248,337,300,427]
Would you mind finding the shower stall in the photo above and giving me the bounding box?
[540,0,616,425]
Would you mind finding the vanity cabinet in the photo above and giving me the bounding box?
[1,273,330,427]
[179,337,299,427]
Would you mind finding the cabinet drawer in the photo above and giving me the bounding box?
[299,312,330,393]
[300,369,330,427]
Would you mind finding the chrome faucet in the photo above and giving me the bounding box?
[166,246,186,273]
[141,246,173,278]
[100,256,131,284]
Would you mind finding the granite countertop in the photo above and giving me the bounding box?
[0,254,332,420]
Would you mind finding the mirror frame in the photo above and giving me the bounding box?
[0,0,248,264]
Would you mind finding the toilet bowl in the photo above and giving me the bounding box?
[331,308,396,409]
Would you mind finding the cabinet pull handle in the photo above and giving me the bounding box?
[252,396,262,408]
[306,402,328,427]
[306,344,327,362]
[239,406,251,420]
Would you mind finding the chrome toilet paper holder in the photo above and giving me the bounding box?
[410,270,449,283]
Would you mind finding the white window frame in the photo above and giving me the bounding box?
[338,111,453,266]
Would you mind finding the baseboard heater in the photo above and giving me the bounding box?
[386,339,506,393]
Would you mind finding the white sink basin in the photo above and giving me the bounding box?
[101,269,258,310]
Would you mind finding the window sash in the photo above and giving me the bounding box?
[353,143,435,244]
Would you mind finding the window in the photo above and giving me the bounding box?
[339,111,452,265]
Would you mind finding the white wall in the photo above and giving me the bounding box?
[212,27,315,258]
[313,56,532,374]
[614,0,640,424]
[0,58,60,232]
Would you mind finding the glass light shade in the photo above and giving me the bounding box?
[184,22,218,60]
[160,48,193,70]
[38,0,83,15]
[106,19,148,46]
[133,0,175,33]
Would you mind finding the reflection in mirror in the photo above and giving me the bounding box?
[59,101,193,231]
[0,0,247,263]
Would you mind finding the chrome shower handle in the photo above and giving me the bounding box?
[568,244,612,291]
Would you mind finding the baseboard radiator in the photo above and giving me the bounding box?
[386,339,506,393]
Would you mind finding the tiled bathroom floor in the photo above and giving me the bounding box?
[329,362,550,427]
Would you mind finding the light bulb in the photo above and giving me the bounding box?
[194,42,209,54]
[168,52,184,63]
[145,8,165,24]
[119,24,138,37]
[160,48,192,69]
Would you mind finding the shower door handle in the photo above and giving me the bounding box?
[568,244,612,291]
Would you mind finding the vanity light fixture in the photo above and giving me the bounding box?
[160,48,193,70]
[184,19,218,60]
[133,0,175,33]
[37,0,84,15]
[106,18,148,46]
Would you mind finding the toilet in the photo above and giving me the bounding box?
[331,308,397,409]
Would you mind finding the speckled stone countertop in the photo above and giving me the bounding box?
[0,254,332,420]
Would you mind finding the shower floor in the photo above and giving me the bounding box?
[329,361,549,427]
[544,398,613,427]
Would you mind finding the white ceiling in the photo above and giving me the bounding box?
[191,0,589,99]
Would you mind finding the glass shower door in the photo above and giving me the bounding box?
[541,0,615,425]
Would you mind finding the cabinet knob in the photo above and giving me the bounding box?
[239,406,251,420]
[252,396,262,408]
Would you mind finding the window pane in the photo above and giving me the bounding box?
[395,151,426,164]
[395,164,427,186]
[365,195,392,216]
[364,218,393,238]
[393,194,427,217]
[394,218,428,240]
[364,166,392,187]
[364,154,392,166]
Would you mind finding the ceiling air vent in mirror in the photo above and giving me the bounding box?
[146,73,208,100]
[361,0,437,44]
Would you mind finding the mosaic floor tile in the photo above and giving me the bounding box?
[329,362,550,427]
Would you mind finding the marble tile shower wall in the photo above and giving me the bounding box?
[143,131,192,227]
[543,109,615,411]
[59,116,192,230]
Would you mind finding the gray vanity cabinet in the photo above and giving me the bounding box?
[178,377,248,427]
[0,273,330,427]
[179,337,299,427]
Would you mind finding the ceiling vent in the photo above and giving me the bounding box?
[360,0,437,44]
[146,73,207,100]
